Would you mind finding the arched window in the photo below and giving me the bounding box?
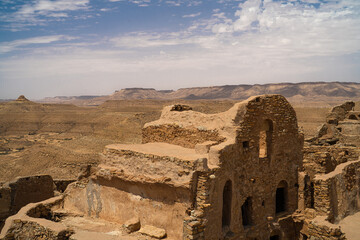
[276,181,288,214]
[222,180,232,228]
[241,197,253,226]
[259,119,273,159]
[349,114,357,120]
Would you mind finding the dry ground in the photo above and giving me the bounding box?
[1,98,356,182]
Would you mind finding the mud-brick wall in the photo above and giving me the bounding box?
[0,186,11,231]
[303,146,359,177]
[0,175,55,232]
[307,221,346,240]
[0,186,11,220]
[142,124,225,148]
[314,179,331,216]
[1,219,72,240]
[183,172,211,240]
[8,175,54,214]
[314,161,360,223]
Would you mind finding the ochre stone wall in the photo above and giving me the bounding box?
[313,160,360,223]
[64,175,194,239]
[185,95,303,239]
[303,146,359,177]
[0,175,55,232]
[142,124,225,148]
[306,220,346,240]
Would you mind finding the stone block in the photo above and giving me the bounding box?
[123,217,140,233]
[139,225,167,239]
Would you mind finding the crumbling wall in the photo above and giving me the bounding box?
[313,160,360,223]
[142,124,225,148]
[0,175,55,231]
[8,175,54,214]
[313,101,360,147]
[303,146,359,177]
[64,177,192,240]
[193,95,303,240]
[306,218,346,240]
[0,196,72,240]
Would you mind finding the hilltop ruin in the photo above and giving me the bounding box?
[0,95,359,240]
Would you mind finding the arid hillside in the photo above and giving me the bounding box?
[0,96,357,182]
[38,82,360,107]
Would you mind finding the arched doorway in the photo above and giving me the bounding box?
[222,180,232,228]
[276,180,288,214]
[241,197,253,226]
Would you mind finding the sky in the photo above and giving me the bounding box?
[0,0,359,99]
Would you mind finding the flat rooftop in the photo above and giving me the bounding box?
[106,142,207,161]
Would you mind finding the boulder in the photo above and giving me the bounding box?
[139,225,166,239]
[123,217,140,233]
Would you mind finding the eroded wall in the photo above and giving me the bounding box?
[314,160,360,223]
[189,95,303,239]
[64,176,193,239]
[0,175,54,231]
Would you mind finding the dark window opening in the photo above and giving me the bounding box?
[276,181,288,214]
[262,200,265,207]
[270,235,280,240]
[243,141,249,149]
[259,119,273,159]
[241,197,253,226]
[310,182,315,209]
[349,114,357,120]
[222,180,232,228]
[255,97,260,102]
[0,193,2,198]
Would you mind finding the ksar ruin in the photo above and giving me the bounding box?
[0,94,359,240]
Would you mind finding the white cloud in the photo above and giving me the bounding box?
[0,35,74,53]
[187,1,202,7]
[109,0,151,6]
[165,1,181,7]
[183,12,201,18]
[3,0,89,30]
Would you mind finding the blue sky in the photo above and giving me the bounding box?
[0,0,359,99]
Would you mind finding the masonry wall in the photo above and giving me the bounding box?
[64,172,196,239]
[313,160,360,223]
[306,220,346,240]
[142,124,225,148]
[303,146,359,177]
[0,175,54,232]
[194,95,303,240]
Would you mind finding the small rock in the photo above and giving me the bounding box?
[139,225,166,239]
[123,217,140,233]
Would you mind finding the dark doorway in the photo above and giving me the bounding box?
[222,180,232,228]
[310,182,315,208]
[241,197,253,226]
[276,181,287,214]
[270,235,280,240]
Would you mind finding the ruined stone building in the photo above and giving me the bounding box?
[298,101,360,240]
[0,95,359,240]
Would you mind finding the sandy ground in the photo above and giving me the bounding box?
[339,212,360,240]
